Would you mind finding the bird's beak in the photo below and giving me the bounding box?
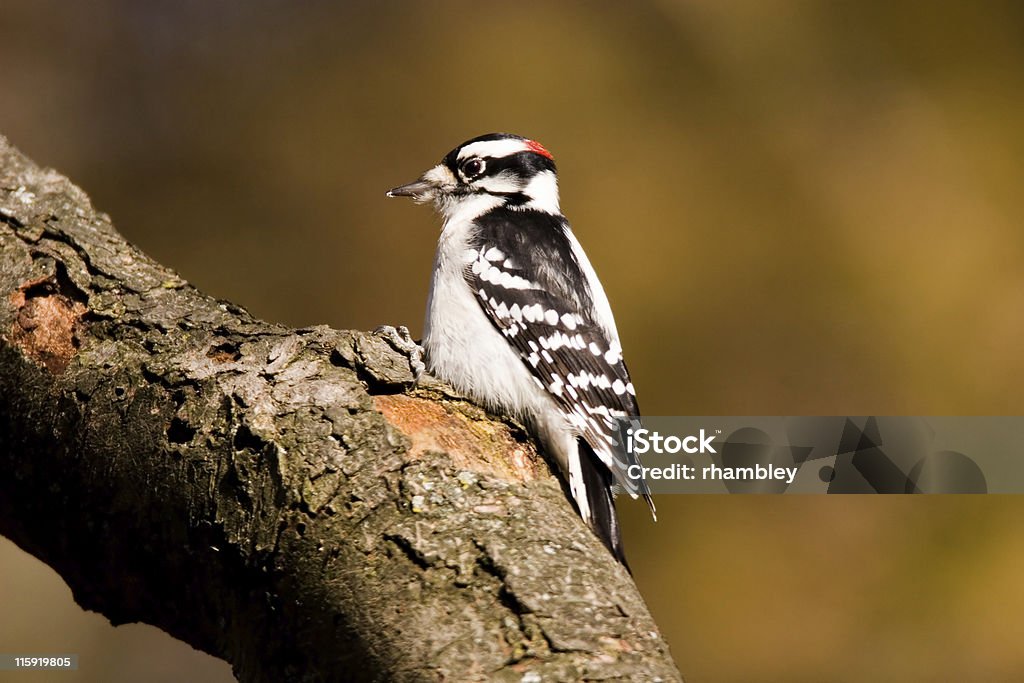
[386,177,436,200]
[386,164,453,202]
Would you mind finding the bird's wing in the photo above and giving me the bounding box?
[463,216,652,507]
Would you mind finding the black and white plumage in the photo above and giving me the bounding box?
[387,133,654,566]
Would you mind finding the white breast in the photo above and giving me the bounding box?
[422,212,575,471]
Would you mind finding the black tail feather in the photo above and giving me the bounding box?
[578,439,631,572]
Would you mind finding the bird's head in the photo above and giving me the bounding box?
[387,133,561,217]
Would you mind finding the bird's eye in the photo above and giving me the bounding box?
[462,158,484,178]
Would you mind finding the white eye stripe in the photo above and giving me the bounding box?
[458,139,533,160]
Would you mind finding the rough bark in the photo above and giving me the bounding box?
[0,135,681,682]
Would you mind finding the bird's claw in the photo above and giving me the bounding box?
[374,324,426,383]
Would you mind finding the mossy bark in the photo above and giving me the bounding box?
[0,136,681,682]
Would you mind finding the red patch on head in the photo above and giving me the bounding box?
[525,139,554,160]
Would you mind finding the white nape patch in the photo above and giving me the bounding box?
[458,138,534,161]
[522,170,561,214]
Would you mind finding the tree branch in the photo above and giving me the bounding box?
[0,135,681,682]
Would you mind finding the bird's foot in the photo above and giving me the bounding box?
[374,324,426,383]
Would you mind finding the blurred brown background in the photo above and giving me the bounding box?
[2,1,1024,681]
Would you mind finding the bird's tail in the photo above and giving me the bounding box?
[577,438,630,571]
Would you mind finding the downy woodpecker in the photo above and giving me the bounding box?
[387,133,654,566]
